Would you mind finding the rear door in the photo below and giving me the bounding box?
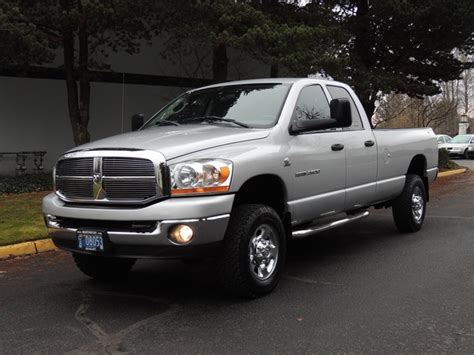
[287,85,346,225]
[326,85,378,210]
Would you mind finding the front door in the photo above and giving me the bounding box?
[286,85,346,225]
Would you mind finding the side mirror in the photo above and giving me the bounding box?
[291,118,338,134]
[330,98,352,127]
[131,113,145,131]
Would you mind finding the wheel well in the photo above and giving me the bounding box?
[233,175,287,218]
[233,175,291,237]
[407,154,429,201]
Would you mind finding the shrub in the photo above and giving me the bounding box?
[0,173,53,194]
[438,148,449,169]
[438,148,460,170]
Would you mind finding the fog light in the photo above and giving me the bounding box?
[169,224,194,245]
[45,214,60,228]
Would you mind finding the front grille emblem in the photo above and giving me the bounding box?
[92,157,106,200]
[55,150,165,204]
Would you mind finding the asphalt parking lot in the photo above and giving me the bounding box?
[1,171,473,353]
[455,158,474,170]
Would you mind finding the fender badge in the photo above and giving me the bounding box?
[296,169,321,177]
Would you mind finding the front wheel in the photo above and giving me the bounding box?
[73,253,136,281]
[464,149,471,160]
[392,174,427,233]
[218,204,286,298]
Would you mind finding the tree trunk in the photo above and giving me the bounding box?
[61,0,90,146]
[77,0,91,144]
[353,0,371,66]
[359,94,377,126]
[353,0,377,126]
[212,42,228,83]
[63,27,83,146]
[270,63,279,78]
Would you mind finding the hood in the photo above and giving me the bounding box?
[68,125,270,160]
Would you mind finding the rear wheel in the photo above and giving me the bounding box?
[73,253,136,281]
[218,204,286,298]
[392,174,427,233]
[464,149,470,160]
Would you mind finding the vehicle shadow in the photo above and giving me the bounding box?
[78,212,401,305]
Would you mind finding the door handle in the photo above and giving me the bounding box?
[331,143,344,151]
[364,140,375,147]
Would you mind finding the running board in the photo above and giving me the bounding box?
[292,211,369,239]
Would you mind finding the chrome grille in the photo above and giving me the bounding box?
[56,158,93,176]
[103,157,155,176]
[55,150,168,204]
[103,179,157,200]
[56,179,93,199]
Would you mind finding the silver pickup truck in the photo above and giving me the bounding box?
[43,78,438,297]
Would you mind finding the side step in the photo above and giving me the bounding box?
[292,211,369,239]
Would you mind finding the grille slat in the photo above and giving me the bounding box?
[56,179,93,199]
[55,155,162,203]
[103,157,155,177]
[56,158,93,176]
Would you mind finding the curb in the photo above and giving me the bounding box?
[0,239,56,260]
[438,168,467,178]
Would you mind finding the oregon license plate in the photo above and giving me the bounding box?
[77,231,104,252]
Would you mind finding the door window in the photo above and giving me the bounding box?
[293,85,330,123]
[327,85,364,130]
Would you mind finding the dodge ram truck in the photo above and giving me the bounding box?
[43,78,438,297]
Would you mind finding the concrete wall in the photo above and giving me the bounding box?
[0,43,271,175]
[0,77,184,174]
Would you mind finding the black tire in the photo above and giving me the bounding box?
[464,149,470,160]
[73,253,136,281]
[392,174,427,233]
[218,204,286,298]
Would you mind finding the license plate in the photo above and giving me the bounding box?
[77,231,104,252]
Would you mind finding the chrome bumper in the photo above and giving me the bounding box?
[426,167,438,183]
[42,193,234,257]
[45,213,230,247]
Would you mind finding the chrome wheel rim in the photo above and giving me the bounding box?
[248,224,279,281]
[411,186,424,223]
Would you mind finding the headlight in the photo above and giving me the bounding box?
[170,159,232,196]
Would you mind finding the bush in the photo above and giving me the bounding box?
[0,173,53,194]
[438,148,449,169]
[438,148,460,170]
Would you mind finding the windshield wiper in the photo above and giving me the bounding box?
[181,116,250,128]
[155,120,180,127]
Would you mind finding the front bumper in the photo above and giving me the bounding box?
[447,149,467,157]
[43,193,234,259]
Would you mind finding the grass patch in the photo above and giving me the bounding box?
[0,191,51,246]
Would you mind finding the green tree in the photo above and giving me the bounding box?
[162,0,268,82]
[247,0,346,78]
[1,0,157,145]
[0,3,52,65]
[322,0,474,119]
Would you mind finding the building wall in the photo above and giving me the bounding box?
[0,43,271,175]
[0,76,184,174]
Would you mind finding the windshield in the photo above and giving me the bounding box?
[451,135,472,144]
[143,83,291,129]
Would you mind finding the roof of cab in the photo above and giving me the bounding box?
[191,77,344,91]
